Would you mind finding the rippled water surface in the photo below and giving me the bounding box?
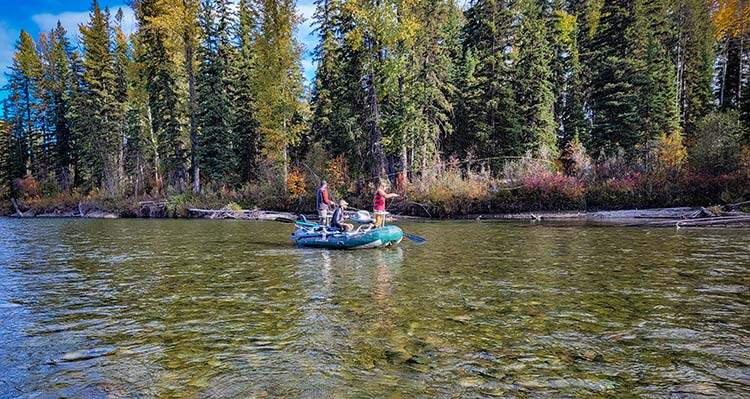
[1,218,749,398]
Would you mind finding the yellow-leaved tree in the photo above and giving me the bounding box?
[251,0,308,184]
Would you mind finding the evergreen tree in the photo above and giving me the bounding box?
[196,0,235,184]
[455,0,522,161]
[5,31,42,178]
[675,0,714,137]
[589,0,647,155]
[640,0,680,139]
[251,0,306,181]
[124,31,155,196]
[48,23,76,190]
[230,0,260,182]
[310,0,368,174]
[78,0,122,195]
[515,0,557,154]
[113,9,131,188]
[133,0,189,192]
[552,5,588,149]
[401,0,461,175]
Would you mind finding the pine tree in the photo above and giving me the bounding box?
[196,0,235,184]
[133,0,188,192]
[78,0,121,195]
[640,0,680,140]
[5,31,42,178]
[113,10,131,189]
[124,32,155,196]
[310,0,342,149]
[675,0,714,136]
[48,23,76,190]
[401,0,461,176]
[551,5,588,150]
[230,0,260,182]
[251,0,306,181]
[589,0,647,155]
[455,0,522,161]
[67,46,86,188]
[310,0,369,175]
[515,0,557,154]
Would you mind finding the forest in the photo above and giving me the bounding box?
[1,0,750,217]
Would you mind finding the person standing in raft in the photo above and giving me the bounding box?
[373,180,399,228]
[331,200,354,231]
[317,180,333,225]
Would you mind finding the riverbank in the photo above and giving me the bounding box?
[6,197,750,227]
[4,164,750,225]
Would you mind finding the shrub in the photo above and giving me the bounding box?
[408,161,493,217]
[689,111,743,175]
[562,138,594,181]
[595,148,633,180]
[518,173,585,211]
[647,131,687,174]
[14,175,40,200]
[286,167,307,198]
[222,202,243,211]
[502,147,556,182]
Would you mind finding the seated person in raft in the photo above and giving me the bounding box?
[330,200,354,232]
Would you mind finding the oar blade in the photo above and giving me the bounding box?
[404,233,427,243]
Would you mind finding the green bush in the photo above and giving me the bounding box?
[689,111,744,175]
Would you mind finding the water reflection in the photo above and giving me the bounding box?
[0,219,748,398]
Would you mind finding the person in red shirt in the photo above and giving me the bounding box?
[316,180,333,225]
[373,180,399,228]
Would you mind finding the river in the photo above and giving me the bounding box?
[0,218,748,398]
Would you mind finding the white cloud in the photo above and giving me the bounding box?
[297,2,316,20]
[0,21,20,94]
[32,5,136,39]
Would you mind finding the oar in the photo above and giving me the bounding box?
[347,207,426,243]
[403,233,427,243]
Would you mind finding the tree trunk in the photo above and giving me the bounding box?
[147,105,161,190]
[186,33,200,193]
[368,69,385,180]
[720,38,729,108]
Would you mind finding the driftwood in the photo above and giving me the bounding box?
[726,200,750,211]
[466,206,750,227]
[630,213,750,227]
[675,216,750,227]
[187,208,297,221]
[10,198,24,217]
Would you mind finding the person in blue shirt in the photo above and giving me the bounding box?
[330,200,354,231]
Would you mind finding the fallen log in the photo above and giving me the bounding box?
[676,216,750,227]
[726,200,750,211]
[187,208,298,221]
[10,198,26,217]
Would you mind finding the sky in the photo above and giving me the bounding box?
[0,0,319,99]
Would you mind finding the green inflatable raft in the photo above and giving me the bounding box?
[290,221,404,249]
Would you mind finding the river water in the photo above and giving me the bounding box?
[0,218,748,398]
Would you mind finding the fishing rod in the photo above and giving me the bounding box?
[302,162,426,243]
